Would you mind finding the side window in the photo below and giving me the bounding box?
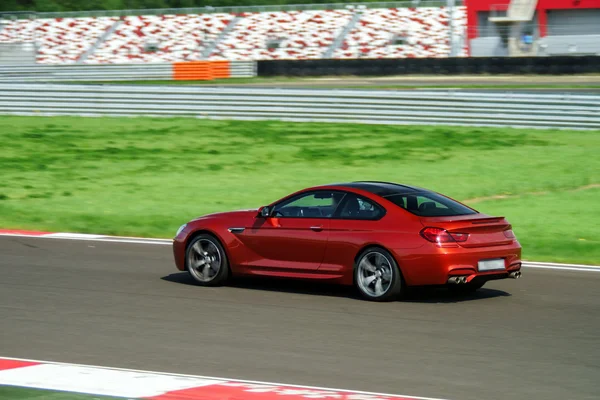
[336,194,384,220]
[273,191,344,218]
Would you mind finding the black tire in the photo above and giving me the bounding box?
[354,247,403,302]
[185,233,229,287]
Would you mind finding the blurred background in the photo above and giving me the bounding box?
[1,0,599,63]
[0,0,599,265]
[0,4,599,399]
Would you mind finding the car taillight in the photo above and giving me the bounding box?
[420,227,451,243]
[420,227,469,245]
[503,229,516,239]
[450,232,469,242]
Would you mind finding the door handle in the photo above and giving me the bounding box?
[310,226,323,232]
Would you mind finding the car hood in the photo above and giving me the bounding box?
[191,208,258,222]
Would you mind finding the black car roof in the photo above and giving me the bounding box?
[330,181,430,197]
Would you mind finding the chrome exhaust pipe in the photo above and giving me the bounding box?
[448,276,468,284]
[508,271,522,279]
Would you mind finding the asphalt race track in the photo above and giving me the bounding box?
[1,236,599,400]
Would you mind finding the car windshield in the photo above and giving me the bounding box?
[383,192,477,217]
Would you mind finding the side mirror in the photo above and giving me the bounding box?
[258,206,271,218]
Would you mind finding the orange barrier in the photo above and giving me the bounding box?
[172,61,231,81]
[210,60,230,79]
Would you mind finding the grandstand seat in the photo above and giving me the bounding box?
[333,7,468,59]
[0,19,36,44]
[208,10,353,60]
[86,13,234,64]
[0,6,468,64]
[0,17,118,64]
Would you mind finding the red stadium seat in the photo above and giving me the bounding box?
[0,17,118,64]
[333,7,468,59]
[0,7,468,63]
[209,10,353,60]
[86,13,235,64]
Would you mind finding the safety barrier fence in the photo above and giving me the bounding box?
[0,84,598,130]
[0,61,256,82]
[257,56,600,76]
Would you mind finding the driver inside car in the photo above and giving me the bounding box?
[328,192,346,216]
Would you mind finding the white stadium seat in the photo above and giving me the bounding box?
[0,7,468,63]
[334,7,468,59]
[0,17,118,64]
[86,13,234,64]
[209,10,353,60]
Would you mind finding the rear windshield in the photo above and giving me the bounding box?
[384,192,477,217]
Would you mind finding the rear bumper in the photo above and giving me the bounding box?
[393,240,522,286]
[446,268,522,285]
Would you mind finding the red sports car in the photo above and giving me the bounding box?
[172,181,522,301]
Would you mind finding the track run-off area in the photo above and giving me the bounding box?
[1,232,599,400]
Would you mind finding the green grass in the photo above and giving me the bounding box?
[470,188,600,264]
[0,115,599,264]
[0,386,125,400]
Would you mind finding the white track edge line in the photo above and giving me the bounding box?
[2,232,599,270]
[0,233,172,245]
[0,356,450,400]
[520,264,600,272]
[48,237,173,245]
[521,260,599,268]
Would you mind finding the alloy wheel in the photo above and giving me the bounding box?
[187,238,222,283]
[356,251,394,298]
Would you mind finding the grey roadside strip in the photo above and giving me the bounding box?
[2,232,599,272]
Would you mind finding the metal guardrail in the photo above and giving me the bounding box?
[0,63,172,81]
[230,62,258,78]
[0,84,598,130]
[0,62,256,81]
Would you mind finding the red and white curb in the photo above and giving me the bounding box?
[1,229,599,272]
[0,357,447,400]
